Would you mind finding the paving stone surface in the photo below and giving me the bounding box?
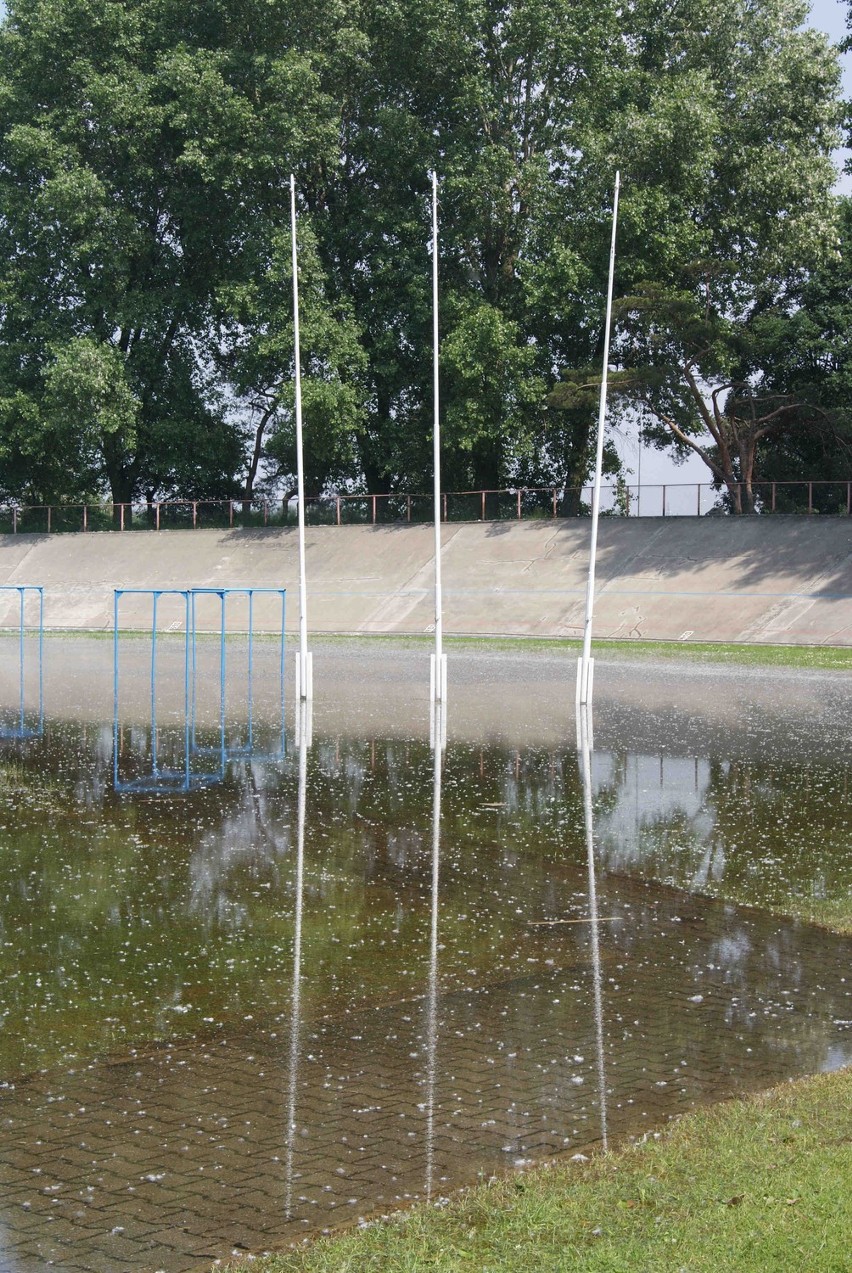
[1,896,850,1272]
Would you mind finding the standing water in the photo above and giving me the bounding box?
[0,641,849,1271]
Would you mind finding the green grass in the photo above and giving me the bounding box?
[306,632,852,671]
[14,627,852,669]
[228,1069,852,1273]
[743,896,852,938]
[447,634,852,670]
[589,638,852,671]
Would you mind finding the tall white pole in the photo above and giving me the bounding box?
[430,171,447,705]
[291,174,312,701]
[578,171,620,707]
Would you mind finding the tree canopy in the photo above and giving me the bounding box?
[0,0,846,511]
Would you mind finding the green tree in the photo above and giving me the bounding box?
[310,0,621,505]
[0,0,844,514]
[550,0,843,511]
[0,0,343,510]
[750,197,852,511]
[217,221,368,506]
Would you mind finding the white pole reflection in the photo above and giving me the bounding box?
[285,699,311,1218]
[424,702,444,1197]
[577,702,608,1151]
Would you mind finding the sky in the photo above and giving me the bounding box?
[813,0,850,83]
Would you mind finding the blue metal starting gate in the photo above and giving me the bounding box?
[113,587,286,794]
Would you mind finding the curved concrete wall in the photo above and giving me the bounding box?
[1,517,851,644]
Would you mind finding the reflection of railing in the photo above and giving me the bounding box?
[2,480,851,534]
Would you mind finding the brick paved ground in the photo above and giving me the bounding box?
[1,896,850,1272]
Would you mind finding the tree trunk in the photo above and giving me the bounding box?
[102,434,136,527]
[471,438,503,519]
[559,417,593,516]
[739,440,758,514]
[107,471,135,527]
[244,406,275,514]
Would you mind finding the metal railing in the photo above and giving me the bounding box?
[0,480,850,534]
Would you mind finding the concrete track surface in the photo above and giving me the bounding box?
[1,517,851,644]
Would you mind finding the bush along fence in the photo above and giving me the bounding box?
[1,479,851,534]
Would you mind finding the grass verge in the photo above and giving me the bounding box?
[738,896,852,938]
[303,632,852,672]
[25,628,852,669]
[229,1069,852,1273]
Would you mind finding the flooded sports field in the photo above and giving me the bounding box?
[0,638,850,1271]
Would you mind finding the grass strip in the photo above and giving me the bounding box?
[449,635,852,670]
[19,628,852,669]
[280,632,852,671]
[231,1069,852,1273]
[732,896,852,938]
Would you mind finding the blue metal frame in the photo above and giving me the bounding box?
[113,586,287,794]
[188,587,287,763]
[113,588,223,794]
[0,585,44,739]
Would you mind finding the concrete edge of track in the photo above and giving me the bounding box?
[1,516,850,645]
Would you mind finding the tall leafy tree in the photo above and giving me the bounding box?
[551,0,844,510]
[748,196,852,510]
[309,0,621,506]
[0,0,845,512]
[216,219,369,505]
[0,0,344,507]
[318,0,843,507]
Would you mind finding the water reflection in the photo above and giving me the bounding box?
[0,710,850,1271]
[285,700,311,1219]
[577,703,608,1151]
[424,703,443,1198]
